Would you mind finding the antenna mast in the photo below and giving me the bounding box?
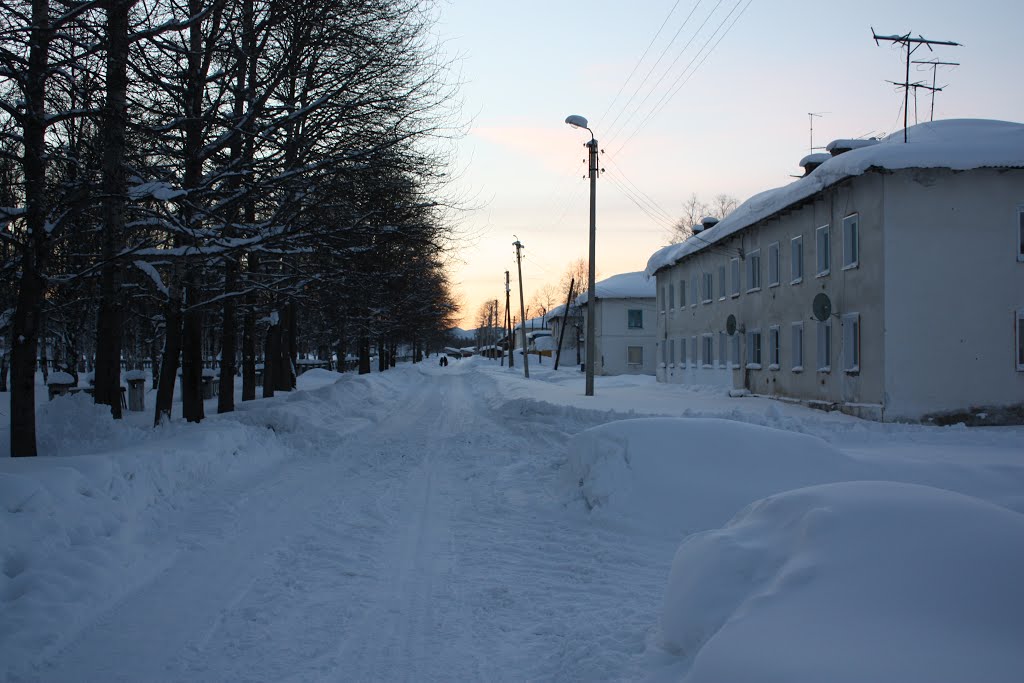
[872,29,961,141]
[912,58,960,121]
[808,112,828,154]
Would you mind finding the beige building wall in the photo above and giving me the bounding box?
[882,168,1024,420]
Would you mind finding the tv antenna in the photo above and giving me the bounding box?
[912,59,959,121]
[872,29,961,141]
[808,112,829,154]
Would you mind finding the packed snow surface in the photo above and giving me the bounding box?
[2,358,1023,681]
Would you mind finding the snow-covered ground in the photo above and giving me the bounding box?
[2,357,1023,682]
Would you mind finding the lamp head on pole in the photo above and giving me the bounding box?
[564,114,588,129]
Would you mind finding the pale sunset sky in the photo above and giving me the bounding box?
[434,0,1024,328]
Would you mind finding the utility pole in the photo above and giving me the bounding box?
[505,270,513,368]
[912,58,959,121]
[513,238,529,378]
[554,278,575,371]
[584,137,598,396]
[872,29,960,142]
[493,299,499,360]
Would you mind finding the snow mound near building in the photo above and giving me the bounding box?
[566,417,865,535]
[664,480,1024,683]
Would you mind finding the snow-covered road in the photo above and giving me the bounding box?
[36,364,675,682]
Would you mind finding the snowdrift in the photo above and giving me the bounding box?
[566,417,866,534]
[664,481,1024,683]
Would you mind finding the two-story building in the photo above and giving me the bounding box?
[646,119,1024,423]
[577,271,657,376]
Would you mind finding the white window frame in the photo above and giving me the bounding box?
[746,329,762,369]
[627,345,643,366]
[768,242,780,287]
[1017,308,1024,371]
[746,249,762,292]
[816,319,832,372]
[730,257,741,297]
[702,334,714,367]
[768,325,780,370]
[718,265,726,300]
[702,272,713,303]
[842,312,860,373]
[816,225,830,277]
[843,213,860,270]
[791,235,804,284]
[791,321,804,372]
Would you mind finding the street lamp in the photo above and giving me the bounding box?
[565,114,598,397]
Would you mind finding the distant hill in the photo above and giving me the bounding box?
[449,327,476,340]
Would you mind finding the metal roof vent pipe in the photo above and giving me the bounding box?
[700,216,720,231]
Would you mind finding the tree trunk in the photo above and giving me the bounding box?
[217,262,237,413]
[263,316,279,398]
[180,283,204,423]
[153,299,182,426]
[242,308,256,400]
[358,336,370,375]
[9,0,52,457]
[93,0,131,420]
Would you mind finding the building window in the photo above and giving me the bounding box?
[730,257,740,297]
[718,265,726,299]
[768,242,780,287]
[1018,207,1024,262]
[842,313,860,372]
[817,319,832,372]
[702,334,714,367]
[691,275,699,307]
[627,345,643,366]
[768,325,780,369]
[691,335,698,365]
[730,333,740,367]
[680,337,687,368]
[660,285,666,313]
[719,331,727,368]
[660,340,666,365]
[843,213,859,269]
[679,279,686,307]
[1017,308,1024,371]
[746,329,762,368]
[791,322,804,371]
[816,225,830,276]
[702,272,713,303]
[791,235,804,283]
[746,249,761,292]
[627,309,643,329]
[667,283,675,310]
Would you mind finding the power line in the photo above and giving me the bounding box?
[614,0,753,155]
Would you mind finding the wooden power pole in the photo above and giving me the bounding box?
[513,238,529,378]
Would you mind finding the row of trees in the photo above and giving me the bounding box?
[1,0,461,456]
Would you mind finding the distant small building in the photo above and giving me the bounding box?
[576,271,657,376]
[646,119,1024,423]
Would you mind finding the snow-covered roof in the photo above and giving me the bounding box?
[647,119,1024,277]
[799,152,831,168]
[825,138,880,154]
[575,271,656,305]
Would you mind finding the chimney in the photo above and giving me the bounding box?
[825,138,879,157]
[799,152,830,176]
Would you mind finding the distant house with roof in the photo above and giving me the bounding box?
[646,119,1024,423]
[577,271,657,376]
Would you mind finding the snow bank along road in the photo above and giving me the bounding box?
[22,362,675,682]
